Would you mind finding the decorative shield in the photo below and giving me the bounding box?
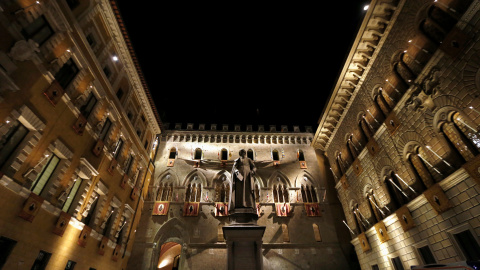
[183,202,199,217]
[72,115,87,135]
[130,186,139,200]
[18,192,44,222]
[52,211,71,236]
[167,158,175,167]
[92,139,104,157]
[98,236,109,255]
[275,203,290,217]
[43,80,64,106]
[108,159,117,175]
[78,226,91,247]
[111,244,121,261]
[299,161,307,169]
[120,174,128,189]
[152,201,169,216]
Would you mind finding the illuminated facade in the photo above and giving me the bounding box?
[312,0,480,269]
[128,123,355,270]
[0,0,160,269]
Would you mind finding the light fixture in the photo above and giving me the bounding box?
[112,55,119,62]
[363,5,369,11]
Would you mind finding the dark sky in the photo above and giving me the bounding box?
[115,2,370,130]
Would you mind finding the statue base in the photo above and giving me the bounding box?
[223,208,265,270]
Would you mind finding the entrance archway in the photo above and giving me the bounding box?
[157,242,182,270]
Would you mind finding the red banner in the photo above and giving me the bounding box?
[275,203,290,217]
[152,201,169,216]
[214,202,228,216]
[305,203,322,217]
[183,202,199,216]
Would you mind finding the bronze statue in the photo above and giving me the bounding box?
[229,149,257,212]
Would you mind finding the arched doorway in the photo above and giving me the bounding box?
[157,242,182,270]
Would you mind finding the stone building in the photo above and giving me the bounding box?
[128,123,355,270]
[312,0,480,269]
[0,0,160,269]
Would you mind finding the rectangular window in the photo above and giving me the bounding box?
[80,93,97,118]
[454,230,480,260]
[116,88,124,100]
[64,260,76,270]
[391,256,403,270]
[0,121,28,168]
[98,118,112,141]
[31,250,51,270]
[371,265,379,270]
[113,139,124,159]
[62,177,82,212]
[55,59,79,89]
[21,16,54,46]
[0,236,17,269]
[125,154,133,174]
[86,34,96,48]
[31,154,60,195]
[103,66,111,78]
[418,245,436,264]
[66,0,79,10]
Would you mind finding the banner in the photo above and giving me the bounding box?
[183,202,200,217]
[305,203,322,217]
[275,203,290,217]
[152,201,169,216]
[52,211,71,236]
[77,226,91,247]
[214,202,228,216]
[98,236,109,255]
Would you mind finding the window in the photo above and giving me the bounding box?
[21,16,54,46]
[62,177,82,212]
[31,250,51,270]
[453,230,480,260]
[66,0,79,9]
[113,139,124,159]
[220,148,228,161]
[298,150,305,161]
[80,93,97,118]
[98,118,112,141]
[169,148,177,159]
[64,260,76,270]
[55,59,79,89]
[31,154,60,195]
[371,265,379,270]
[418,245,436,264]
[116,88,124,100]
[0,236,17,269]
[247,149,254,160]
[86,34,96,48]
[391,256,403,270]
[0,121,28,168]
[194,148,202,160]
[125,154,133,174]
[103,66,111,78]
[272,149,279,161]
[81,192,99,226]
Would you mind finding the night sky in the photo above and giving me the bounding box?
[115,1,370,130]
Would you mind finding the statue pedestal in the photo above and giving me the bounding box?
[223,209,265,270]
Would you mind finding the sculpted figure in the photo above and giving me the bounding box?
[229,149,256,211]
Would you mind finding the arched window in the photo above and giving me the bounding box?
[298,150,305,161]
[440,112,479,162]
[272,149,280,161]
[169,147,177,159]
[194,148,203,160]
[375,89,393,116]
[365,190,383,223]
[352,204,366,234]
[384,172,410,210]
[247,149,255,160]
[346,137,358,160]
[407,147,435,189]
[336,152,347,175]
[220,148,228,161]
[359,115,374,140]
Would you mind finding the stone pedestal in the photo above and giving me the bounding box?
[223,225,266,270]
[223,208,266,270]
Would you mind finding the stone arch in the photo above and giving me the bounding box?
[266,171,291,188]
[151,218,189,270]
[294,170,317,187]
[156,169,180,186]
[183,169,208,187]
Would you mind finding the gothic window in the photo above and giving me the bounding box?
[21,15,54,46]
[31,154,60,195]
[220,148,228,161]
[62,177,83,212]
[352,204,365,234]
[360,115,374,140]
[55,59,79,89]
[347,136,358,160]
[194,148,202,160]
[375,89,392,116]
[336,152,346,175]
[272,149,280,161]
[298,150,305,161]
[80,93,97,118]
[273,185,279,203]
[81,192,99,226]
[366,191,382,223]
[169,148,177,159]
[247,149,255,160]
[0,121,28,169]
[116,88,124,101]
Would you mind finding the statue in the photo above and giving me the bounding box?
[229,149,257,213]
